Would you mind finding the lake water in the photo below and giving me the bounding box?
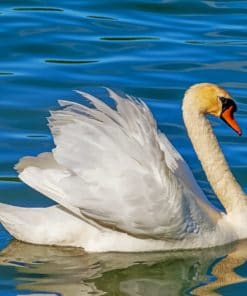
[1,0,247,295]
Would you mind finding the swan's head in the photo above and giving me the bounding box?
[184,83,242,135]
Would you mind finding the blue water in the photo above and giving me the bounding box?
[1,0,247,295]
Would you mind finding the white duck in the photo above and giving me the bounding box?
[0,83,246,252]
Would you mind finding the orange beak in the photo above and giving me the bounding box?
[221,105,242,136]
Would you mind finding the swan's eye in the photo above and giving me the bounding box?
[219,96,237,113]
[219,96,228,104]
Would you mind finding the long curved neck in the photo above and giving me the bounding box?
[183,96,246,213]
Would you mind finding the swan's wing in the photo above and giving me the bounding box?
[158,134,208,201]
[16,90,214,240]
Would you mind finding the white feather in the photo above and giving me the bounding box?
[15,90,217,240]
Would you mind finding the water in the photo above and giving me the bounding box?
[0,0,247,295]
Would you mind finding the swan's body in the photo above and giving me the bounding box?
[0,83,246,252]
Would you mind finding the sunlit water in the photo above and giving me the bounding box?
[1,0,247,295]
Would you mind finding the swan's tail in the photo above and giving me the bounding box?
[0,203,87,247]
[0,152,88,246]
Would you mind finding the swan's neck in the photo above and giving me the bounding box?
[183,97,246,213]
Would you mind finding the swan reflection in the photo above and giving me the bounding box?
[0,240,247,296]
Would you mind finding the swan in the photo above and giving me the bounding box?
[0,83,246,252]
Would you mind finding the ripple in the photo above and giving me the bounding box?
[45,59,98,64]
[186,40,247,46]
[87,15,116,21]
[0,72,14,76]
[142,62,202,72]
[12,7,64,12]
[100,36,159,41]
[26,134,48,138]
[0,177,20,183]
[221,82,247,89]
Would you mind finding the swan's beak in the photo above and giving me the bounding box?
[221,105,242,136]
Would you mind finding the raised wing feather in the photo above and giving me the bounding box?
[17,90,215,239]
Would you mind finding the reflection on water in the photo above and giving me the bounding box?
[0,239,247,296]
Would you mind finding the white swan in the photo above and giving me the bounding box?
[0,83,246,252]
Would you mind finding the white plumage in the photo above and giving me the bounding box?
[0,84,246,252]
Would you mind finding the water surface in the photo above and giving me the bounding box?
[1,0,247,295]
